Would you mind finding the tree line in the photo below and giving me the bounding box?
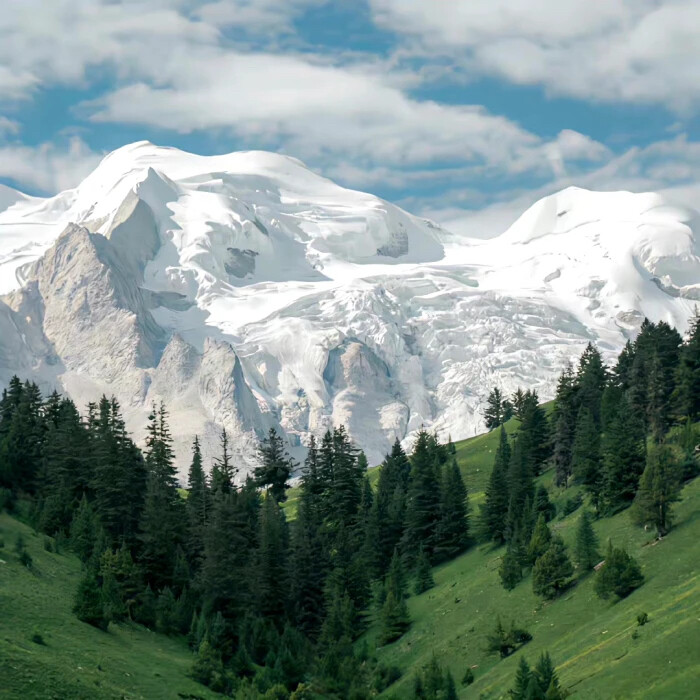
[0,382,469,698]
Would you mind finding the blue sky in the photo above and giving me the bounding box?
[1,0,700,236]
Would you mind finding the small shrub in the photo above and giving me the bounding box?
[30,628,46,645]
[15,535,33,568]
[631,629,640,640]
[43,537,54,553]
[637,612,649,626]
[485,617,532,658]
[462,668,475,686]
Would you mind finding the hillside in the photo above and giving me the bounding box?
[364,432,700,699]
[0,512,219,700]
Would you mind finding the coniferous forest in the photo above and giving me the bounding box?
[1,312,698,698]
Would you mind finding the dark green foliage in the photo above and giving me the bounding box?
[462,667,474,686]
[185,436,208,571]
[30,628,45,645]
[414,545,435,594]
[602,392,647,513]
[69,495,97,563]
[532,536,574,599]
[561,492,583,517]
[510,656,533,700]
[595,540,644,600]
[528,513,552,564]
[571,406,602,509]
[484,387,509,430]
[73,569,107,630]
[256,495,289,623]
[479,425,511,544]
[637,611,649,626]
[15,534,33,568]
[255,428,296,504]
[673,311,700,420]
[485,617,532,658]
[534,485,556,522]
[499,540,523,591]
[574,510,600,572]
[631,443,682,537]
[518,390,551,476]
[378,588,410,645]
[411,655,456,700]
[434,457,469,561]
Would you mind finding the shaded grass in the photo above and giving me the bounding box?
[0,513,218,700]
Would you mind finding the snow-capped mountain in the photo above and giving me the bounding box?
[0,142,698,473]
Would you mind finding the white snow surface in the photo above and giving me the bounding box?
[1,141,698,474]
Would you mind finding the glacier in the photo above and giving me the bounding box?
[0,141,698,474]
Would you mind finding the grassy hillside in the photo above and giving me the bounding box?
[0,512,218,700]
[364,431,700,699]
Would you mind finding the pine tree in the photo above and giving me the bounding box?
[434,458,469,561]
[631,444,681,537]
[73,568,107,630]
[574,510,599,572]
[499,542,523,591]
[378,588,410,645]
[534,485,556,522]
[602,394,646,513]
[139,403,184,589]
[255,428,296,503]
[571,406,602,510]
[518,391,550,476]
[484,387,507,430]
[594,540,644,600]
[533,652,558,696]
[505,435,535,543]
[532,536,573,599]
[257,495,289,623]
[576,343,607,427]
[185,436,209,570]
[402,430,441,563]
[479,425,511,544]
[70,494,98,563]
[673,310,700,420]
[528,513,552,564]
[210,429,235,494]
[510,656,532,700]
[414,545,435,594]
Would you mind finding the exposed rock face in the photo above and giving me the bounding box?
[0,142,698,477]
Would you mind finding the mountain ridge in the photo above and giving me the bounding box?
[0,143,698,474]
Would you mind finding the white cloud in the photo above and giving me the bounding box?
[369,0,700,110]
[0,137,101,193]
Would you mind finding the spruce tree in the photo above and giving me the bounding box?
[602,394,646,513]
[534,652,558,696]
[571,406,602,510]
[73,568,107,630]
[434,458,469,561]
[631,444,681,537]
[594,540,644,600]
[534,485,555,522]
[528,513,552,564]
[673,310,700,420]
[510,656,532,700]
[532,536,573,599]
[257,495,289,623]
[574,510,599,572]
[255,428,296,503]
[479,425,510,544]
[378,588,410,645]
[185,436,209,570]
[210,428,235,494]
[414,545,435,594]
[484,387,506,430]
[499,542,523,591]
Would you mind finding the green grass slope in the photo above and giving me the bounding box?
[0,513,218,700]
[367,433,700,699]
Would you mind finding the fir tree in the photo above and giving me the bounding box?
[574,510,600,572]
[378,588,410,645]
[70,494,98,563]
[571,406,602,510]
[185,436,209,570]
[434,458,469,561]
[534,485,556,522]
[402,430,441,563]
[532,536,573,599]
[528,513,552,564]
[533,652,558,696]
[499,542,523,591]
[73,568,107,630]
[255,428,296,503]
[595,540,644,600]
[484,387,507,430]
[479,425,511,544]
[510,656,532,700]
[257,495,289,623]
[414,545,435,594]
[602,394,646,513]
[210,428,235,494]
[673,310,700,420]
[631,444,681,537]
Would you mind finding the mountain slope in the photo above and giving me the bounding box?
[368,430,700,699]
[0,142,698,473]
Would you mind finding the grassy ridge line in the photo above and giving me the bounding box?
[0,513,219,700]
[368,464,700,698]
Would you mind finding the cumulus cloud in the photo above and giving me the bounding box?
[369,0,700,110]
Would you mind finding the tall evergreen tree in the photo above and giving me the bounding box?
[479,426,510,543]
[571,406,603,511]
[594,540,644,600]
[255,428,296,503]
[210,428,235,494]
[574,510,599,572]
[673,310,700,420]
[257,495,289,623]
[484,387,507,430]
[434,458,469,561]
[185,436,209,570]
[631,444,681,537]
[551,366,577,487]
[532,536,573,599]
